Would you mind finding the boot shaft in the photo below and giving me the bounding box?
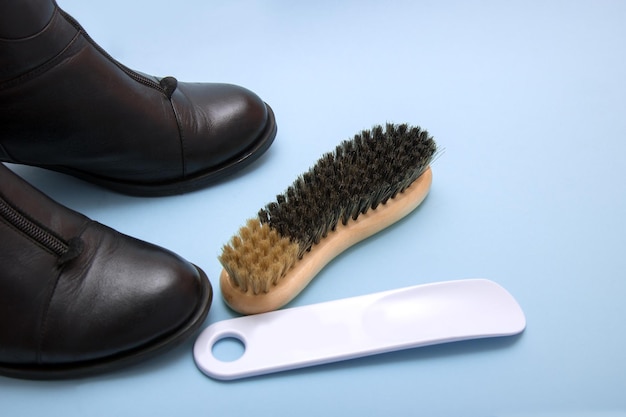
[0,0,55,39]
[0,2,76,82]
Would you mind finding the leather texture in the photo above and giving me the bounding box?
[0,2,277,196]
[0,163,213,379]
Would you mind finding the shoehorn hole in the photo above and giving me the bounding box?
[211,333,246,362]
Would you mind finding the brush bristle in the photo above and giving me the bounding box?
[220,219,300,294]
[220,123,437,295]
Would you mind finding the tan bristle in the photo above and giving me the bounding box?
[219,219,300,295]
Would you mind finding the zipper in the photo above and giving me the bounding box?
[58,9,168,95]
[0,195,69,258]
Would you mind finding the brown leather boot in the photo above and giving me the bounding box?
[0,0,277,196]
[0,163,213,379]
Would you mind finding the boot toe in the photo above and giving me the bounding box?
[173,82,277,180]
[40,223,213,371]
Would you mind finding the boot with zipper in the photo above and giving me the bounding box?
[0,0,277,196]
[0,163,213,379]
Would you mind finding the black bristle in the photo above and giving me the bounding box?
[258,123,437,259]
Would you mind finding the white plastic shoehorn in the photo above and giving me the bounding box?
[193,279,526,380]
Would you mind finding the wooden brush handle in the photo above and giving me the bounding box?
[221,167,433,315]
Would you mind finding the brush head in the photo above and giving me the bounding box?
[219,123,437,301]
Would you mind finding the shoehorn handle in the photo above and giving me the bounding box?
[193,279,526,380]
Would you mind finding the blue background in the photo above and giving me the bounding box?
[2,0,626,415]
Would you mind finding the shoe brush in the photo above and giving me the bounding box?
[219,123,437,315]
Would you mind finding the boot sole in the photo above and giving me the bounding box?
[0,264,213,380]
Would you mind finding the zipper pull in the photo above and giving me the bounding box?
[57,237,84,265]
[159,76,178,99]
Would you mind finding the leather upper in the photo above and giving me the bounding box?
[0,163,207,366]
[0,5,275,192]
